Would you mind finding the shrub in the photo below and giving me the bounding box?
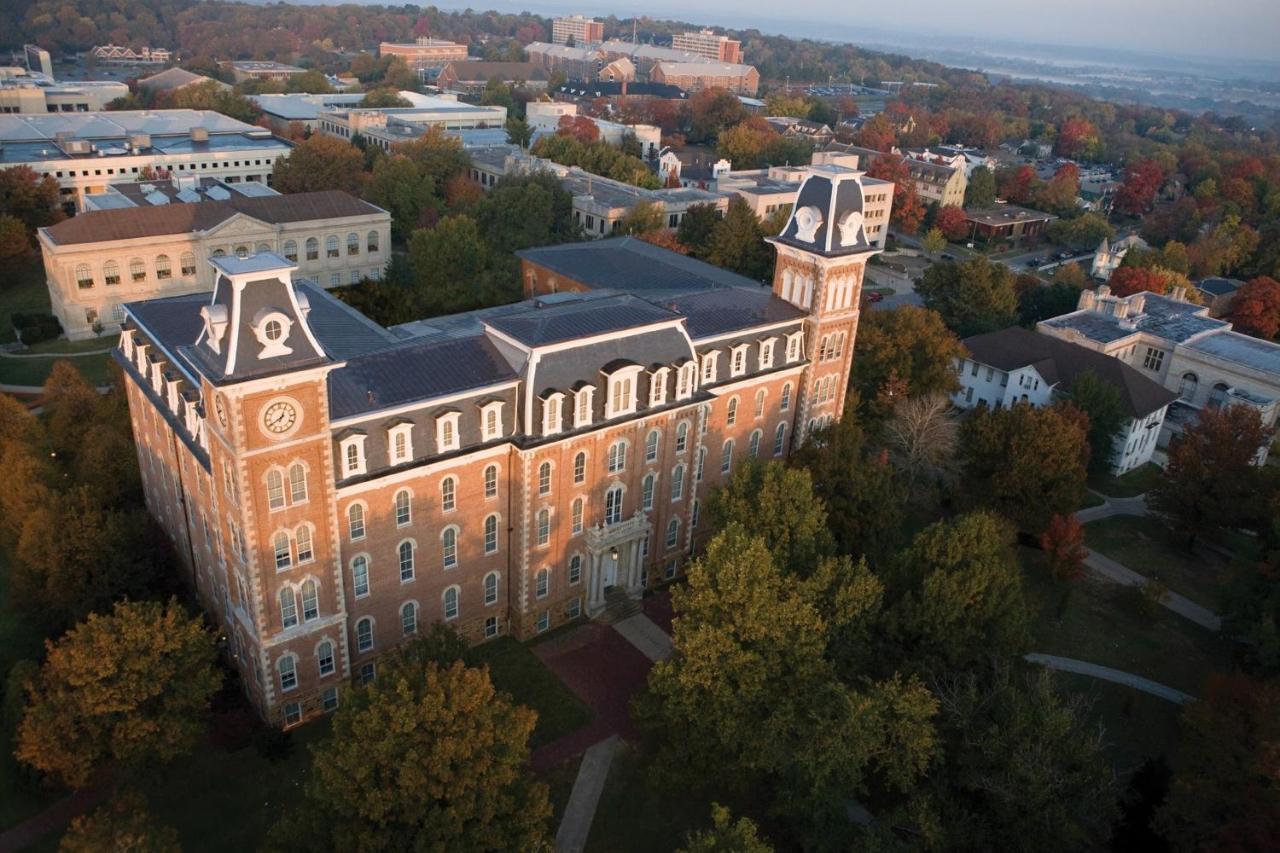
[11,312,62,345]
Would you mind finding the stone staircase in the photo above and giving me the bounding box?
[596,586,641,624]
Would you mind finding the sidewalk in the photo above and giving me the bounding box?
[1084,548,1222,632]
[1026,653,1194,704]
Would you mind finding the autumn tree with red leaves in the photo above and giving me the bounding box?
[557,114,599,144]
[935,205,969,241]
[1108,265,1191,298]
[996,164,1039,205]
[1054,116,1099,159]
[867,154,925,235]
[1114,160,1165,216]
[1226,276,1280,339]
[1040,514,1087,581]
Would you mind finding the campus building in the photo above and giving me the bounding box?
[552,15,605,45]
[39,180,389,339]
[650,61,759,96]
[671,30,743,64]
[114,165,885,726]
[224,61,306,84]
[0,66,129,114]
[378,38,469,72]
[0,110,293,212]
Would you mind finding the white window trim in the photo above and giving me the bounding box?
[759,338,776,369]
[436,412,462,452]
[480,401,505,441]
[700,351,720,385]
[387,423,414,466]
[605,365,643,420]
[649,367,669,407]
[786,331,804,363]
[573,386,595,429]
[730,344,750,377]
[542,392,565,436]
[339,434,367,477]
[676,363,697,399]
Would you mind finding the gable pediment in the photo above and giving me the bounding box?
[202,213,272,240]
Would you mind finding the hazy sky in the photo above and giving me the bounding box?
[507,0,1280,62]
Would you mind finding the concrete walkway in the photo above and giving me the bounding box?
[1076,493,1149,524]
[1084,548,1222,632]
[0,347,113,359]
[611,613,673,662]
[554,735,621,853]
[1026,653,1194,704]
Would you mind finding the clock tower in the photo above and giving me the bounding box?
[195,254,350,725]
[766,165,886,442]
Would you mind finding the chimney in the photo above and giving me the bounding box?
[1171,285,1187,303]
[1130,292,1146,315]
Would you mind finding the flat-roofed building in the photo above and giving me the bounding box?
[436,61,549,94]
[138,67,229,96]
[378,38,470,72]
[671,30,743,64]
[38,179,389,339]
[225,61,306,83]
[91,45,171,65]
[526,101,659,159]
[651,61,759,96]
[964,204,1056,242]
[0,110,293,212]
[597,40,708,74]
[552,15,605,45]
[315,98,507,152]
[113,170,876,726]
[0,67,129,114]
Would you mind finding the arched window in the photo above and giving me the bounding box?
[642,473,655,510]
[571,497,584,533]
[608,441,626,473]
[1179,372,1198,402]
[781,383,793,411]
[671,464,685,501]
[720,439,734,474]
[675,421,689,453]
[484,464,499,498]
[301,579,319,621]
[755,389,767,418]
[443,587,459,620]
[727,397,738,426]
[401,602,418,636]
[367,230,379,252]
[305,237,319,261]
[666,518,680,549]
[279,588,298,628]
[295,524,313,563]
[568,554,582,584]
[317,640,335,676]
[749,430,762,458]
[234,245,249,259]
[103,260,120,285]
[398,541,415,581]
[273,531,292,570]
[394,489,411,526]
[696,446,706,481]
[538,461,552,495]
[130,257,146,282]
[442,527,458,568]
[774,422,787,456]
[348,503,365,540]
[289,463,307,502]
[351,555,370,597]
[155,254,171,279]
[277,655,297,691]
[347,232,360,255]
[180,252,196,276]
[536,568,550,598]
[537,509,551,545]
[573,452,586,483]
[211,248,226,259]
[282,240,298,262]
[326,235,339,258]
[484,571,499,605]
[75,264,93,289]
[356,617,374,652]
[1209,382,1230,409]
[484,514,499,554]
[605,485,624,525]
[266,469,285,510]
[441,477,456,512]
[645,429,660,462]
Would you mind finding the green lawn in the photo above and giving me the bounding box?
[1088,463,1164,498]
[1084,515,1228,609]
[0,258,50,345]
[23,334,118,355]
[0,352,115,388]
[1022,549,1232,696]
[1051,672,1183,777]
[1079,489,1106,510]
[466,636,592,750]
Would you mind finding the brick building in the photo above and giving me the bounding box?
[378,38,470,72]
[115,166,885,726]
[671,30,743,64]
[552,15,605,45]
[650,61,759,96]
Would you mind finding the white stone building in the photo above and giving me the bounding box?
[525,101,661,159]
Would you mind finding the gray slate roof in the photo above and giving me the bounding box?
[1042,292,1224,345]
[963,326,1178,418]
[486,294,680,347]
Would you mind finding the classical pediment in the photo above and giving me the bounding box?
[202,213,272,240]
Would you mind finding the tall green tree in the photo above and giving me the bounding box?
[271,134,365,195]
[964,165,997,208]
[851,306,965,413]
[395,127,472,189]
[958,404,1088,533]
[679,804,773,853]
[363,155,441,240]
[17,600,219,789]
[472,173,580,250]
[1064,371,1128,474]
[918,257,1020,337]
[272,658,551,852]
[677,203,722,257]
[705,461,835,577]
[705,197,772,282]
[1150,405,1271,549]
[407,215,503,314]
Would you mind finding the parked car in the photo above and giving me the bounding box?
[1025,257,1042,267]
[941,253,956,261]
[864,291,885,303]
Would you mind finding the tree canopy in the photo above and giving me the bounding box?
[918,258,1020,337]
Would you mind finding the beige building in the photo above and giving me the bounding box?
[225,61,306,83]
[903,154,967,207]
[671,30,743,64]
[650,61,759,96]
[0,67,128,114]
[378,38,469,72]
[38,182,390,339]
[552,15,605,45]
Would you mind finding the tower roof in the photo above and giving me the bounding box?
[771,166,881,257]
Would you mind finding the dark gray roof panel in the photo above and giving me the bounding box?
[485,294,681,346]
[665,288,806,340]
[329,335,517,419]
[517,237,766,295]
[295,282,399,360]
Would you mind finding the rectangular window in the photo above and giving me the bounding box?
[283,702,302,727]
[1143,347,1164,372]
[322,687,339,712]
[318,645,335,675]
[537,610,550,633]
[484,616,499,638]
[359,662,376,685]
[567,596,582,618]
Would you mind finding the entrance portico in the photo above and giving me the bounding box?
[583,511,650,616]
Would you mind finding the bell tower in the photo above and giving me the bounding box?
[767,165,886,440]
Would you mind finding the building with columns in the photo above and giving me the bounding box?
[113,166,885,726]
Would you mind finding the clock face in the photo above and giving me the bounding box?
[214,395,229,429]
[261,400,299,436]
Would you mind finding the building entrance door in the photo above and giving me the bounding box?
[601,550,619,588]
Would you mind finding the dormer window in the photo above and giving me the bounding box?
[786,332,804,363]
[252,309,294,359]
[649,368,669,407]
[542,393,564,436]
[388,423,413,465]
[200,304,228,354]
[730,345,749,377]
[700,352,719,385]
[605,366,642,419]
[479,402,504,441]
[573,386,594,429]
[436,411,461,452]
[676,362,696,399]
[340,434,367,478]
[760,338,775,369]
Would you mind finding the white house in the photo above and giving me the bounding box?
[1090,233,1148,281]
[955,326,1178,474]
